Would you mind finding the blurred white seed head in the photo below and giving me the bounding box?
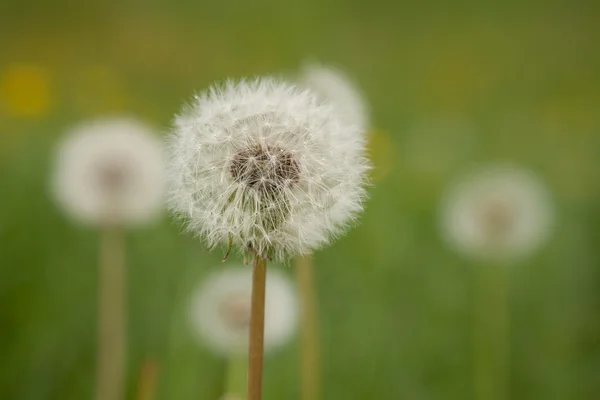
[52,117,165,227]
[168,77,370,262]
[299,63,369,134]
[189,266,298,355]
[439,164,554,263]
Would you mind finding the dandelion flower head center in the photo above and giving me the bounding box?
[218,292,251,331]
[477,196,517,242]
[94,157,131,194]
[229,142,300,197]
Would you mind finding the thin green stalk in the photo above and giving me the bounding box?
[223,355,247,399]
[295,255,320,400]
[135,359,158,400]
[473,264,510,400]
[96,227,126,400]
[247,254,267,400]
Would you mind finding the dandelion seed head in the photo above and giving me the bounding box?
[52,117,165,226]
[168,78,370,261]
[189,266,298,355]
[439,164,554,263]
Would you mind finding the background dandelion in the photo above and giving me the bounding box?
[52,118,165,226]
[440,164,554,263]
[189,267,298,355]
[298,63,369,133]
[189,266,297,399]
[295,62,371,400]
[439,163,555,400]
[51,117,164,400]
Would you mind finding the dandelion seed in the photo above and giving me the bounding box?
[189,267,298,355]
[439,164,554,262]
[52,117,165,226]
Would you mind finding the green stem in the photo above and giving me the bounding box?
[96,227,126,400]
[135,358,158,400]
[223,355,248,399]
[473,264,510,400]
[295,255,320,400]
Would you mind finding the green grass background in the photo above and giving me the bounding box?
[1,1,599,399]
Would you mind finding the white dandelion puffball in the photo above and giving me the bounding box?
[189,266,298,355]
[440,164,554,262]
[52,117,165,226]
[168,78,369,262]
[299,63,369,133]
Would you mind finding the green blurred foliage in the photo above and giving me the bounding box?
[1,1,599,399]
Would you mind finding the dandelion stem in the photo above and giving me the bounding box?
[224,355,247,399]
[135,358,158,400]
[247,254,267,400]
[474,264,510,400]
[295,255,320,400]
[96,227,126,400]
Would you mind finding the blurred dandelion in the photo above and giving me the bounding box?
[52,117,165,226]
[297,62,370,400]
[52,117,165,400]
[189,267,298,398]
[189,267,298,355]
[168,77,369,400]
[439,164,554,263]
[439,164,555,400]
[299,63,369,133]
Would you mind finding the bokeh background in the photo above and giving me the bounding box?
[1,1,599,399]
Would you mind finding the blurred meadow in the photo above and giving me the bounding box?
[1,1,600,399]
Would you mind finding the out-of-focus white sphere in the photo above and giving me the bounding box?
[52,117,165,226]
[299,62,369,134]
[439,164,555,263]
[189,266,298,355]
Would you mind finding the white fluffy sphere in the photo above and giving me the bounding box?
[299,63,369,134]
[52,117,165,226]
[168,78,369,262]
[439,164,555,263]
[189,266,298,355]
